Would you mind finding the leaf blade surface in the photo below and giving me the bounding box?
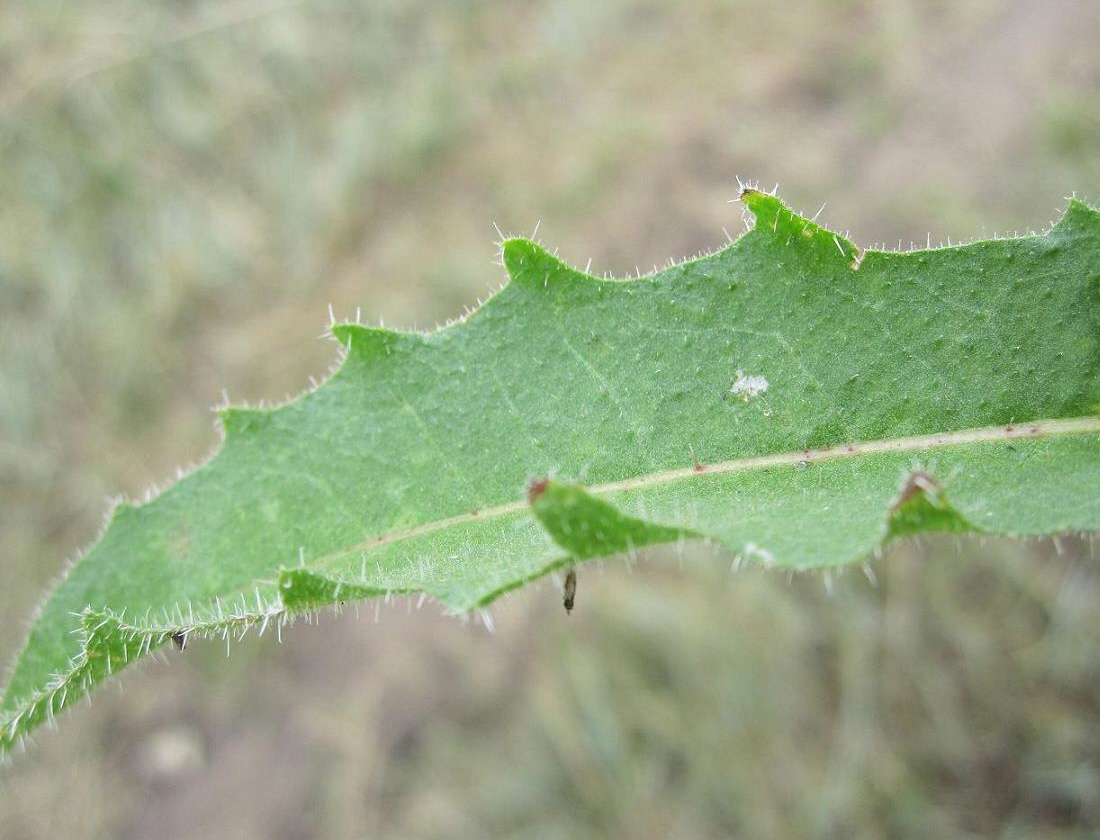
[4,190,1099,751]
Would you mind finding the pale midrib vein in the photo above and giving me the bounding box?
[315,417,1100,567]
[20,415,1100,690]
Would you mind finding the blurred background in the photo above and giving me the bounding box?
[2,0,1100,837]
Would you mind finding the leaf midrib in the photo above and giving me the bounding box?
[311,416,1100,567]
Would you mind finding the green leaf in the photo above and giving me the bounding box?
[4,189,1099,753]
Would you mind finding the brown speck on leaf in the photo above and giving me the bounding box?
[563,568,577,614]
[690,445,704,473]
[171,632,186,651]
[527,478,550,504]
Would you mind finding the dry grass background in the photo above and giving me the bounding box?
[2,0,1100,837]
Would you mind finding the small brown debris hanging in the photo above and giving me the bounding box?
[563,568,577,614]
[171,632,187,651]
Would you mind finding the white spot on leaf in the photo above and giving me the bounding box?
[731,370,769,402]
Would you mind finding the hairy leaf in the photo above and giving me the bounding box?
[4,189,1099,752]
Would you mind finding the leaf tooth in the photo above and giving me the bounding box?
[884,469,975,541]
[276,568,389,613]
[1051,196,1100,240]
[529,479,688,559]
[217,405,272,438]
[501,238,593,287]
[329,323,423,359]
[739,188,861,266]
[738,187,783,226]
[103,497,138,527]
